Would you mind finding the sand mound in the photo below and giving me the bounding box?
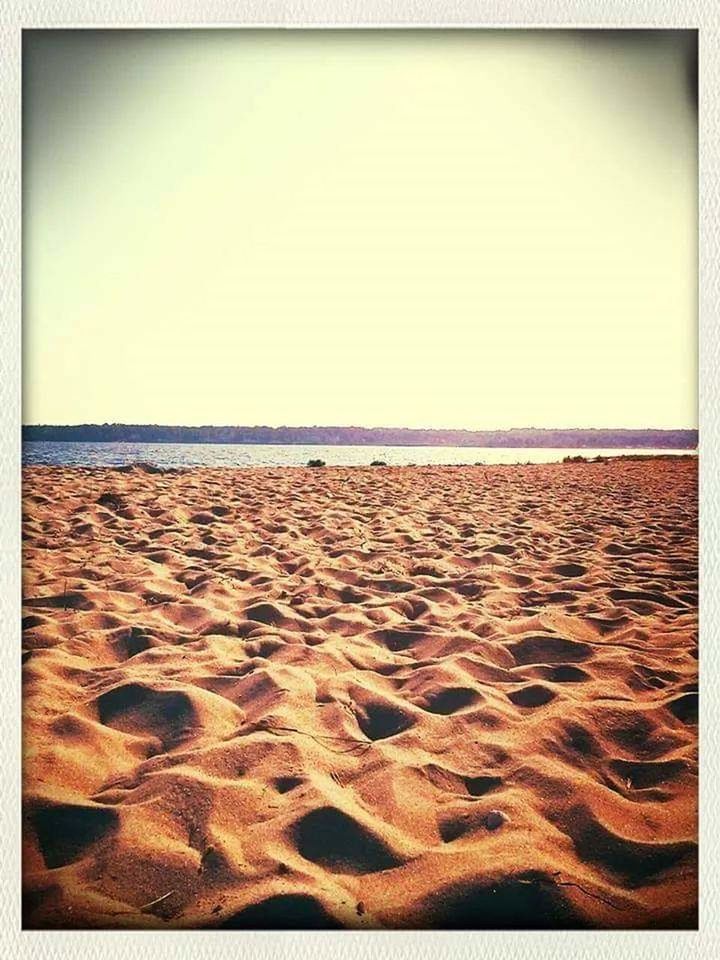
[22,458,697,928]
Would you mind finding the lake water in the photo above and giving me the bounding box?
[22,441,695,469]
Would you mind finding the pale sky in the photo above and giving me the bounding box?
[23,29,697,429]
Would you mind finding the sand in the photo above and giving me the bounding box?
[21,458,698,929]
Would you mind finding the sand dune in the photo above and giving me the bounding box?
[22,458,697,929]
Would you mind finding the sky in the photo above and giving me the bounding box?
[23,29,697,430]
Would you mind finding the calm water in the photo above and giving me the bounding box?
[22,441,694,469]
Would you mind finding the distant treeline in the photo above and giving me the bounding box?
[22,424,698,449]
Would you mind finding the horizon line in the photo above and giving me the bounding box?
[22,423,698,433]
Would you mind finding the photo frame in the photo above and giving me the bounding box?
[2,2,717,957]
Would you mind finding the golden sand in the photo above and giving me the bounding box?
[22,459,698,929]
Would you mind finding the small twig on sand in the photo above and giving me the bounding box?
[254,720,373,756]
[139,890,176,913]
[518,872,625,912]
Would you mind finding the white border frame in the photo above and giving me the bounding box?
[2,3,717,958]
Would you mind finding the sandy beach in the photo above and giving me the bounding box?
[22,458,698,929]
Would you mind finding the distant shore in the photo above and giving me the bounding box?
[22,424,698,449]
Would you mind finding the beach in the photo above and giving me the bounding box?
[22,458,698,929]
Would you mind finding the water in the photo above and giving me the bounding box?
[22,441,695,469]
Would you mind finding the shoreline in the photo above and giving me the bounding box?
[21,452,699,474]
